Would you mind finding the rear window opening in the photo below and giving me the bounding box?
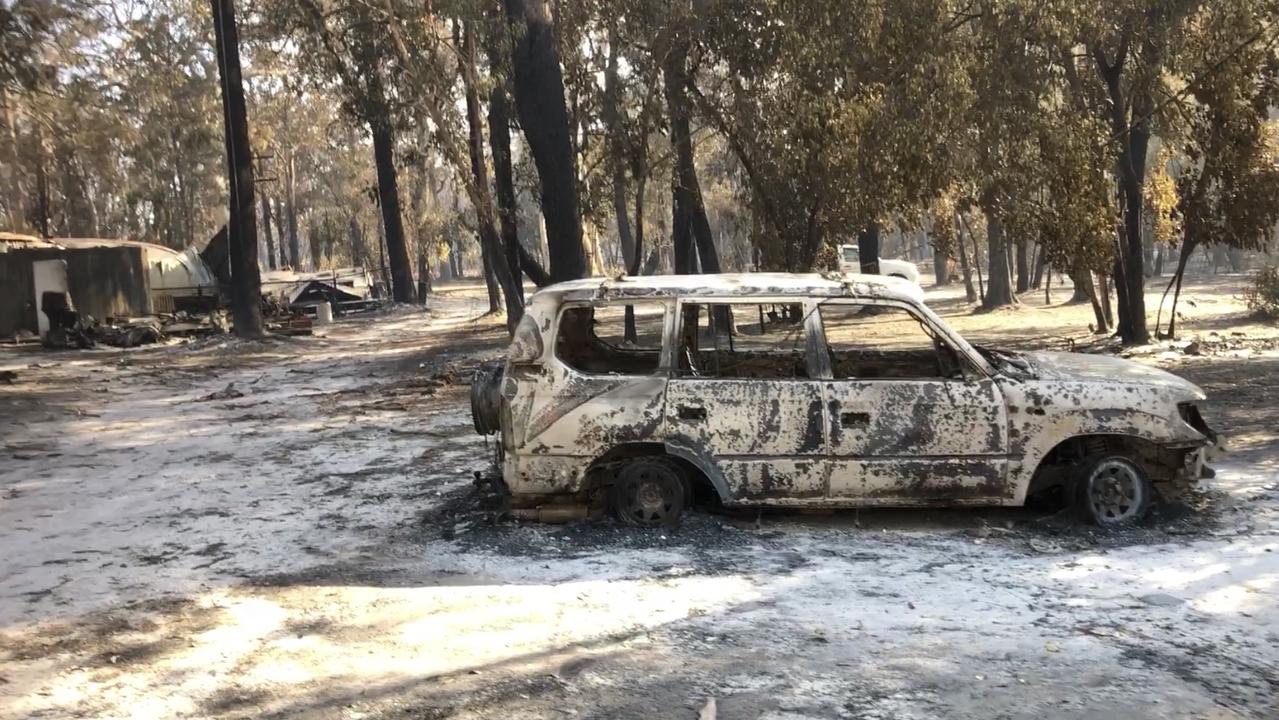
[555,303,665,375]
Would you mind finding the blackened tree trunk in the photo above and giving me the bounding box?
[982,212,1014,309]
[30,123,51,237]
[670,169,695,274]
[488,51,522,300]
[603,23,635,272]
[274,199,288,269]
[1081,270,1109,333]
[347,215,363,267]
[953,211,976,302]
[1111,256,1128,337]
[1094,45,1151,344]
[285,156,300,268]
[463,24,521,331]
[932,242,950,286]
[858,222,880,275]
[417,249,430,301]
[1031,245,1046,289]
[503,0,586,281]
[260,193,277,271]
[1166,244,1195,338]
[664,35,721,276]
[210,0,263,337]
[1015,238,1029,293]
[480,237,500,311]
[624,168,648,341]
[369,113,415,303]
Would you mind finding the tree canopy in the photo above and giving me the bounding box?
[3,0,1278,340]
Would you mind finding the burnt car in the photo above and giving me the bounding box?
[471,273,1217,527]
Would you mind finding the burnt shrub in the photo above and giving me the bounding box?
[1244,265,1279,319]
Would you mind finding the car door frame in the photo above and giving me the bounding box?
[661,296,833,506]
[811,296,1012,505]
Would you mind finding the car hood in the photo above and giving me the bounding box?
[1021,351,1205,398]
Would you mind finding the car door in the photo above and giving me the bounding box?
[663,299,829,504]
[816,299,1010,504]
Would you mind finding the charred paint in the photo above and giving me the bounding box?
[485,273,1216,513]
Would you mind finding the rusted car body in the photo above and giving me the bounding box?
[471,273,1216,526]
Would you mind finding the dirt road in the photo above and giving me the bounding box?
[2,278,1277,719]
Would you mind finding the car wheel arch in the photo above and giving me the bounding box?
[1024,432,1170,498]
[581,442,730,504]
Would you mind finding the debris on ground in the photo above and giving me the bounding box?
[196,383,244,401]
[1137,592,1185,607]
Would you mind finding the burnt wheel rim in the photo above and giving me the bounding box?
[619,464,680,525]
[1088,460,1143,523]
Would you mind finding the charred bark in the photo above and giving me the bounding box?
[1093,43,1151,344]
[285,155,300,269]
[932,240,950,286]
[502,0,586,282]
[261,193,277,271]
[463,24,521,330]
[488,31,522,297]
[210,0,264,337]
[603,23,635,271]
[664,35,721,275]
[982,212,1014,309]
[1015,238,1029,294]
[370,114,415,303]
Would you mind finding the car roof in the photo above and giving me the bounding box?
[535,272,917,303]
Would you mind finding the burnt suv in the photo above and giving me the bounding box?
[471,273,1216,526]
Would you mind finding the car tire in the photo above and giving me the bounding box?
[1075,455,1152,527]
[611,457,688,527]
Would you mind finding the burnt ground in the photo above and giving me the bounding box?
[1,276,1278,719]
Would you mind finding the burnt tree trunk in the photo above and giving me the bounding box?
[503,0,586,282]
[369,114,415,303]
[488,28,522,296]
[1015,237,1030,294]
[1164,238,1198,338]
[271,197,287,269]
[210,0,263,337]
[260,192,277,271]
[285,156,300,268]
[1082,271,1109,334]
[603,23,635,272]
[664,35,721,276]
[347,216,363,268]
[1031,244,1046,290]
[932,242,950,286]
[624,168,648,342]
[957,210,984,302]
[463,24,521,330]
[1095,45,1151,344]
[982,211,1014,309]
[480,236,500,311]
[954,212,976,302]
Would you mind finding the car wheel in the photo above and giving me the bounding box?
[612,458,687,526]
[889,273,907,280]
[1076,456,1152,526]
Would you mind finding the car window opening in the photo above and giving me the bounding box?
[556,303,664,375]
[818,301,964,380]
[679,303,809,379]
